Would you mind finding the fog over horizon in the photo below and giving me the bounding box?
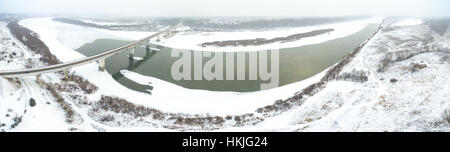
[1,0,449,18]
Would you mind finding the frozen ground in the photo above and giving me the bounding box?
[1,18,449,131]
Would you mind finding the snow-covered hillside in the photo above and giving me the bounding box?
[294,19,450,131]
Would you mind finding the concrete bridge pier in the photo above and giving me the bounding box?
[98,58,106,71]
[129,47,135,57]
[145,47,151,56]
[128,55,135,70]
[36,74,41,84]
[145,39,151,54]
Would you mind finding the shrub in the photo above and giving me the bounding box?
[10,116,22,129]
[443,109,450,123]
[410,63,427,72]
[29,98,36,107]
[100,115,115,122]
[7,21,61,65]
[95,95,231,128]
[97,95,163,118]
[234,116,242,123]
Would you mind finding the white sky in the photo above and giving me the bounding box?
[0,0,449,17]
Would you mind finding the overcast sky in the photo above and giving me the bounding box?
[0,0,449,17]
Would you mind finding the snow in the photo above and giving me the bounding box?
[152,17,383,52]
[2,17,449,131]
[392,19,423,27]
[149,47,160,51]
[126,55,143,61]
[10,78,71,132]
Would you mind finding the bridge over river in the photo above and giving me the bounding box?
[0,24,178,79]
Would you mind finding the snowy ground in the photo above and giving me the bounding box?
[392,19,424,27]
[1,18,449,131]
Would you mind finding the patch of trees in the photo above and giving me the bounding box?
[335,70,368,82]
[95,95,163,118]
[53,72,98,95]
[410,63,427,72]
[378,49,430,73]
[62,72,98,94]
[93,95,261,130]
[201,29,334,47]
[53,18,153,31]
[443,109,450,123]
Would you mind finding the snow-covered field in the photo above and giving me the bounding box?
[1,18,449,131]
[0,21,70,131]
